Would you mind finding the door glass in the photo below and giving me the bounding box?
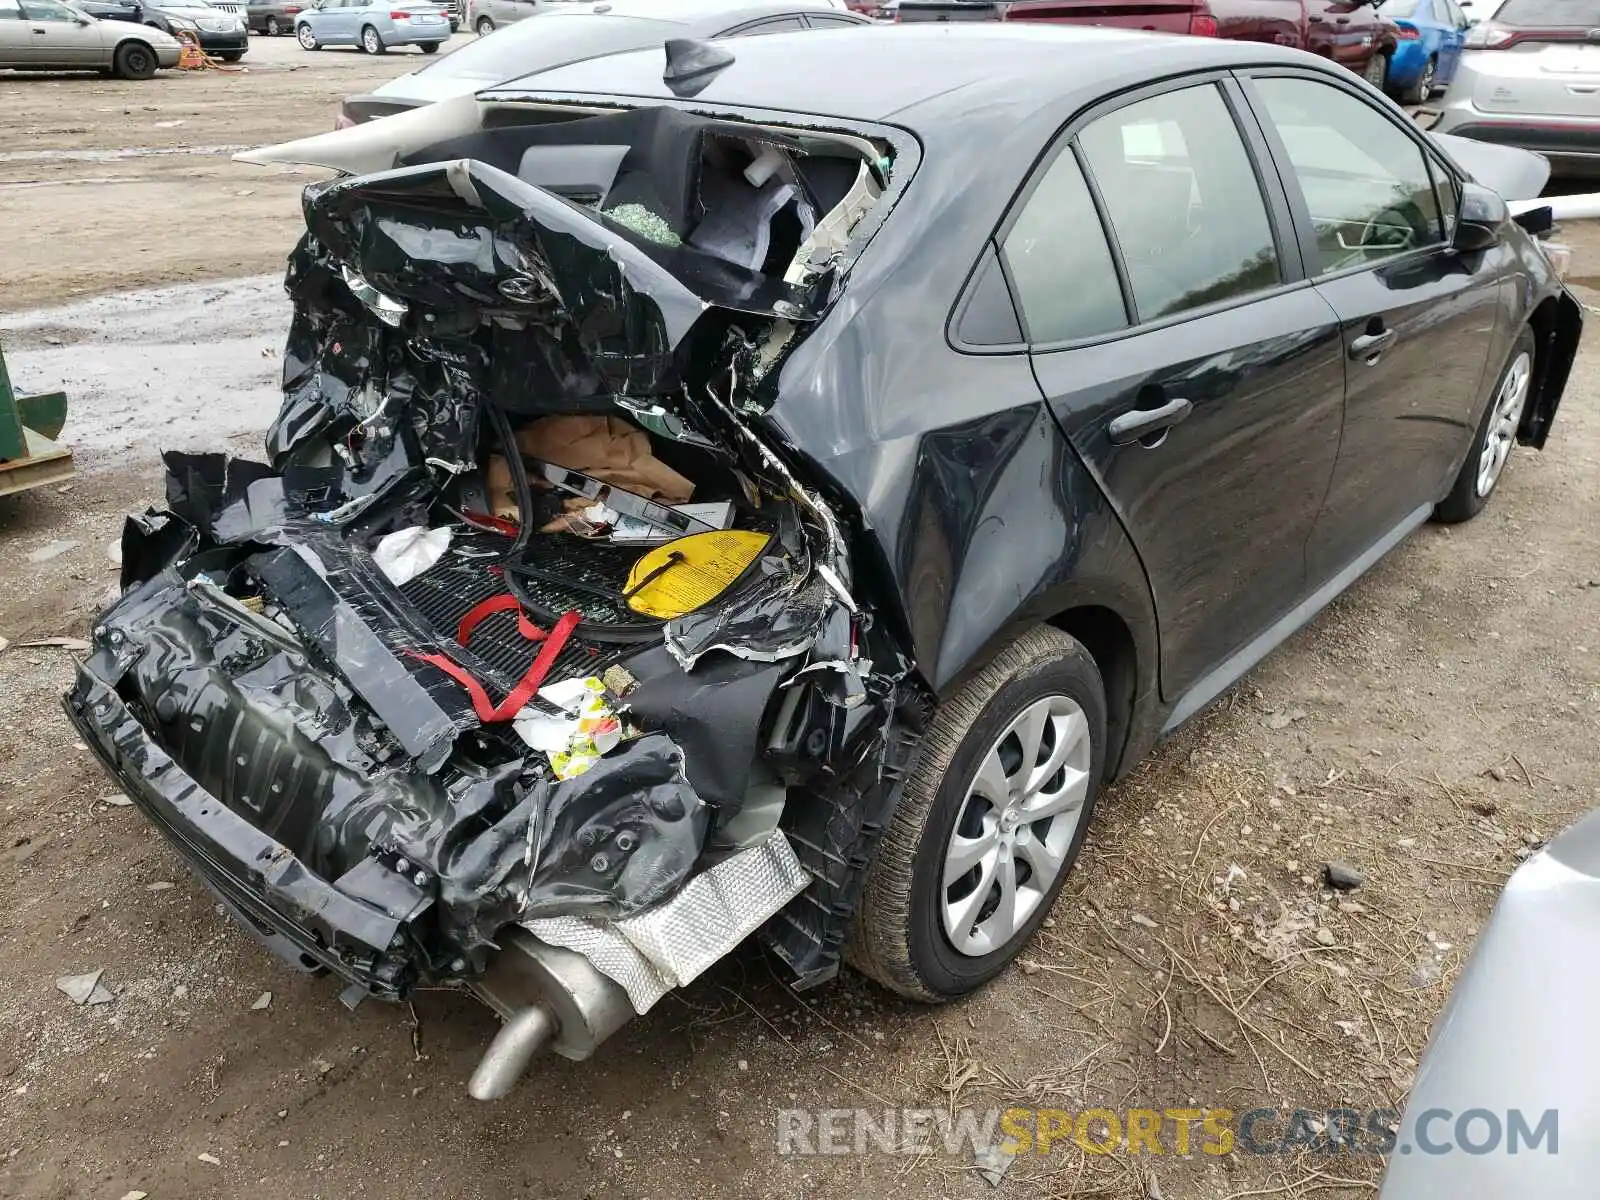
[1078,84,1282,322]
[1253,76,1445,275]
[1001,148,1128,344]
[24,0,78,17]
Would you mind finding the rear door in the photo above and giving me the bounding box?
[1437,0,1468,80]
[19,0,102,63]
[1012,78,1347,703]
[1240,69,1499,581]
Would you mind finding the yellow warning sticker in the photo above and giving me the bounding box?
[623,530,771,619]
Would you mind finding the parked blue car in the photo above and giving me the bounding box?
[296,0,451,53]
[1382,0,1472,104]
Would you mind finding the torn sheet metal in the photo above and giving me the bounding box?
[523,830,810,1012]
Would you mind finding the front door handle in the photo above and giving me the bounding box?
[1349,329,1396,361]
[1109,396,1193,446]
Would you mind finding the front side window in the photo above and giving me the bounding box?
[1077,83,1282,322]
[1252,75,1445,275]
[1001,148,1128,345]
[24,0,79,18]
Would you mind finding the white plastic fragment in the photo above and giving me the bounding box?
[251,992,273,1011]
[372,525,453,587]
[512,677,621,779]
[56,969,114,1006]
[101,794,133,807]
[197,1152,221,1166]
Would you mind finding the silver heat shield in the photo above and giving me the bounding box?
[522,831,810,1012]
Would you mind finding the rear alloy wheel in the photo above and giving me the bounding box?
[1435,327,1535,523]
[296,22,318,48]
[112,40,157,79]
[361,23,385,53]
[265,14,280,34]
[1402,56,1437,105]
[1363,52,1388,91]
[475,15,493,34]
[846,626,1106,1001]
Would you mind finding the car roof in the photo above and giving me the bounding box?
[544,0,852,23]
[488,22,1311,126]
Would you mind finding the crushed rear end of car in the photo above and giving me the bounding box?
[66,100,928,1096]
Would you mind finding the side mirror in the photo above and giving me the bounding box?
[1454,181,1507,252]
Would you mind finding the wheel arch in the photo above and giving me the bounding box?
[1046,604,1141,781]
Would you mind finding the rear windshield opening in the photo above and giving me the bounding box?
[400,104,890,286]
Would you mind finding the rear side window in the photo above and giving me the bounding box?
[1251,76,1444,275]
[0,0,19,18]
[1077,84,1281,322]
[1001,149,1128,344]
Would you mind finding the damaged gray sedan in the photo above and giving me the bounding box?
[66,23,1580,1098]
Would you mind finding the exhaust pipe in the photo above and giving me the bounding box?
[465,929,635,1100]
[468,1004,558,1100]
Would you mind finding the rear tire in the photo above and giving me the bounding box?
[418,39,440,52]
[296,22,318,48]
[475,15,493,34]
[265,14,280,34]
[845,626,1107,1002]
[218,49,243,61]
[1435,327,1536,524]
[1401,55,1436,105]
[1363,51,1389,92]
[360,22,385,53]
[112,40,158,80]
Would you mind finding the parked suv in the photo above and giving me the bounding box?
[896,0,1400,89]
[1433,0,1600,176]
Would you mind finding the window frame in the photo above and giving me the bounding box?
[1233,67,1467,286]
[954,70,1309,356]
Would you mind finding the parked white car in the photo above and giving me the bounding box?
[0,0,180,77]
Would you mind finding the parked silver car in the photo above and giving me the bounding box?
[1433,0,1600,176]
[465,0,578,37]
[341,0,869,123]
[0,0,180,76]
[1381,805,1600,1198]
[295,0,450,52]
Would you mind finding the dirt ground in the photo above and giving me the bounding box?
[3,40,1600,1200]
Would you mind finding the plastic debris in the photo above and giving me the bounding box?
[197,1152,221,1166]
[26,539,80,564]
[100,794,133,807]
[513,677,623,779]
[119,1192,149,1200]
[19,637,91,651]
[974,1141,1016,1187]
[372,525,453,588]
[251,991,273,1011]
[56,969,114,1006]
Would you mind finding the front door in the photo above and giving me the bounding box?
[0,0,32,64]
[1006,80,1347,701]
[1242,71,1502,580]
[19,0,101,62]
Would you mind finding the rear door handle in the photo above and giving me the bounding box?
[1349,329,1396,361]
[1108,397,1193,446]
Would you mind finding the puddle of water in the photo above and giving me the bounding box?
[0,144,253,164]
[1,276,288,464]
